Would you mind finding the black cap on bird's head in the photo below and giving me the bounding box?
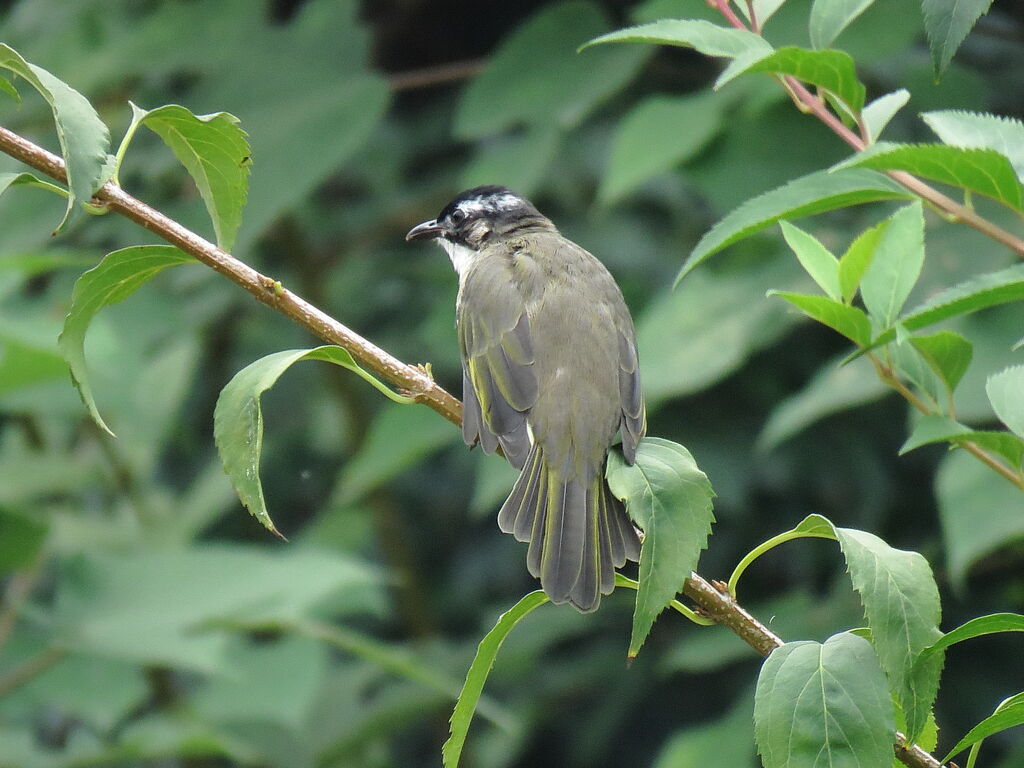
[405,186,551,251]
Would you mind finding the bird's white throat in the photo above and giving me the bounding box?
[438,238,476,277]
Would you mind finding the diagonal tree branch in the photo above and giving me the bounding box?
[0,123,940,768]
[0,125,462,428]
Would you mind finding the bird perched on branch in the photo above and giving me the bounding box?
[406,186,645,612]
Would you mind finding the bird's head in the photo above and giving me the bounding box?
[406,186,551,273]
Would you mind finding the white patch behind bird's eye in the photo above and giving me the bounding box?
[456,193,522,218]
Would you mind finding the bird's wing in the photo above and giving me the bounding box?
[617,323,645,464]
[458,256,539,469]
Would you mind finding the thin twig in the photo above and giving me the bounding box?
[712,2,1024,259]
[0,122,944,768]
[387,59,486,92]
[0,647,67,699]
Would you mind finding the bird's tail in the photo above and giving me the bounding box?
[497,444,641,612]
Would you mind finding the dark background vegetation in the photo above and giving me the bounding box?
[0,0,1022,766]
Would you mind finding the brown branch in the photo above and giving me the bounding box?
[0,646,67,699]
[387,59,485,92]
[0,124,941,768]
[713,6,1024,259]
[0,125,462,428]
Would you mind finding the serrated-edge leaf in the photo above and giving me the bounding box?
[923,109,1024,182]
[58,245,194,437]
[715,46,865,113]
[779,221,841,300]
[809,0,879,48]
[442,591,548,768]
[859,202,925,328]
[583,18,772,58]
[835,142,1022,211]
[922,0,995,76]
[834,526,943,741]
[943,701,1024,763]
[606,437,715,657]
[986,365,1024,440]
[918,613,1024,665]
[679,168,911,280]
[903,262,1024,332]
[769,291,871,345]
[0,44,111,232]
[754,632,895,768]
[213,346,413,537]
[862,89,910,143]
[132,103,251,252]
[0,171,68,199]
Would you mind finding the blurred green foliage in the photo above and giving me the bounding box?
[1,0,1023,766]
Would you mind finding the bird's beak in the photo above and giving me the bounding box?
[405,219,444,242]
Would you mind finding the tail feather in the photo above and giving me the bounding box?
[596,484,616,594]
[540,480,586,602]
[499,445,640,612]
[497,447,539,536]
[569,484,601,612]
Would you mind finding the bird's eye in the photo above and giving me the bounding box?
[450,209,466,224]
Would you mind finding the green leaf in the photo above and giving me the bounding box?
[923,109,1024,181]
[911,330,973,393]
[651,695,754,768]
[859,202,925,328]
[944,699,1024,763]
[58,245,194,437]
[937,451,1024,587]
[0,73,18,101]
[859,263,1024,353]
[679,168,911,280]
[583,18,772,59]
[754,632,895,768]
[918,613,1024,664]
[0,44,111,232]
[838,219,886,304]
[833,526,943,741]
[213,346,413,537]
[716,47,866,114]
[809,0,879,48]
[905,262,1024,329]
[759,354,888,449]
[459,125,560,196]
[606,437,715,658]
[442,591,548,768]
[126,103,251,252]
[639,255,803,405]
[599,92,723,204]
[890,339,943,404]
[52,544,380,673]
[0,171,67,199]
[922,0,995,76]
[334,405,459,506]
[986,365,1024,439]
[835,143,1022,211]
[778,221,841,300]
[862,89,910,143]
[900,415,1024,468]
[768,291,871,345]
[456,2,650,139]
